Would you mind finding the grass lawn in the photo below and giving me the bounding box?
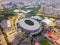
[39,38,52,45]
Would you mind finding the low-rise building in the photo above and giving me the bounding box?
[56,20,60,26]
[39,5,60,18]
[30,16,42,21]
[14,9,20,13]
[0,20,20,44]
[42,18,54,26]
[1,20,11,33]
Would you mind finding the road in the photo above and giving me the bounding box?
[0,30,7,45]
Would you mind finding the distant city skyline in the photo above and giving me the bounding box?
[0,0,60,8]
[0,0,60,3]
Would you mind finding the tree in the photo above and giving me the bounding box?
[28,7,39,16]
[0,8,15,22]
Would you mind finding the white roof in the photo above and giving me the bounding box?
[18,13,23,16]
[1,20,11,29]
[31,16,42,20]
[14,9,20,12]
[7,20,11,27]
[42,19,52,25]
[18,18,40,31]
[20,10,32,13]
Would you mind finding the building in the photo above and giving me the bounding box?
[1,20,11,33]
[39,5,60,18]
[14,9,20,13]
[30,16,42,21]
[0,4,3,10]
[17,18,42,36]
[1,2,16,8]
[0,20,20,44]
[42,18,53,26]
[16,2,24,8]
[39,5,46,14]
[56,20,60,26]
[53,8,60,17]
[20,38,31,45]
[20,10,32,13]
[40,5,53,15]
[58,12,60,18]
[45,7,53,15]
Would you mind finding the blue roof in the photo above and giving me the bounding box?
[56,22,60,25]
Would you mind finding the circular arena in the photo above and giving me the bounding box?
[17,18,42,35]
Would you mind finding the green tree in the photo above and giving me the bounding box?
[0,8,15,22]
[28,7,39,16]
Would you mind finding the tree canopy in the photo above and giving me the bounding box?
[0,8,15,22]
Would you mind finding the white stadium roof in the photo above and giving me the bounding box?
[17,18,42,34]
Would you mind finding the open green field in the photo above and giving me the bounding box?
[39,38,52,45]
